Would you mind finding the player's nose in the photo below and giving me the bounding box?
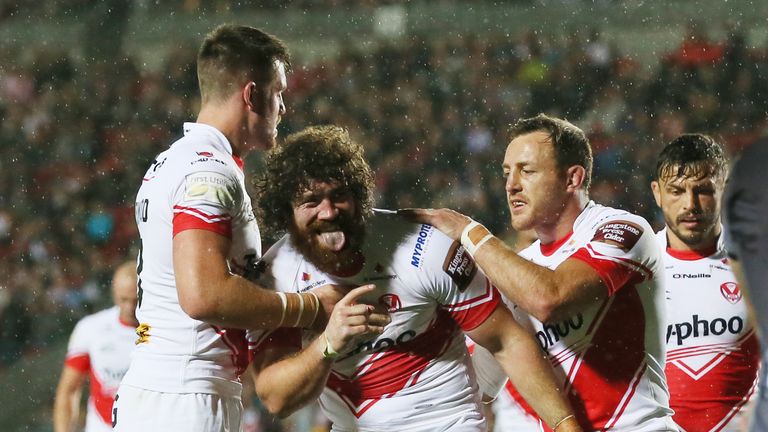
[317,198,339,220]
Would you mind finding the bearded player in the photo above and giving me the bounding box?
[652,133,760,431]
[247,125,581,432]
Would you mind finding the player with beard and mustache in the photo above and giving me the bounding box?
[651,134,759,432]
[246,125,581,432]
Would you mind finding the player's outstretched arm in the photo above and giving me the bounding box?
[401,208,607,323]
[53,365,86,432]
[174,229,344,329]
[467,304,582,432]
[252,285,389,418]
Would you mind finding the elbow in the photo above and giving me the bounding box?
[178,285,217,321]
[259,394,295,419]
[529,298,569,324]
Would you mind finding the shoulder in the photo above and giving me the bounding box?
[583,205,653,247]
[588,204,652,231]
[255,236,303,290]
[519,240,541,259]
[370,211,458,271]
[168,138,238,177]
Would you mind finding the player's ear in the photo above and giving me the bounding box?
[651,181,662,207]
[565,165,586,192]
[243,82,266,116]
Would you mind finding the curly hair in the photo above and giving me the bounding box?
[255,125,374,236]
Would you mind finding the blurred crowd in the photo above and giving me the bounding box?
[1,20,767,378]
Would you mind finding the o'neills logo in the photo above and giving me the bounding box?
[673,273,711,279]
[720,282,741,304]
[536,314,585,350]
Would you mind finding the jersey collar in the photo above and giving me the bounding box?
[182,122,235,156]
[539,231,574,256]
[660,226,723,260]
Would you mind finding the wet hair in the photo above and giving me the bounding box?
[197,24,290,104]
[655,133,728,182]
[508,113,593,190]
[255,125,374,236]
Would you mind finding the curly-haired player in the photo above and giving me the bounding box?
[247,125,581,432]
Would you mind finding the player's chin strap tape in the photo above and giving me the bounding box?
[460,220,494,257]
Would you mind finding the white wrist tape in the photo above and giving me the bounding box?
[276,292,287,327]
[293,292,305,327]
[460,220,493,257]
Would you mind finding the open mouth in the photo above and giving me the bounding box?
[509,199,527,211]
[318,230,347,252]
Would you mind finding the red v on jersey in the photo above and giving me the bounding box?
[326,311,458,417]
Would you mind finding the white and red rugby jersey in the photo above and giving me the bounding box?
[490,202,676,431]
[65,306,136,432]
[249,212,501,432]
[657,228,760,432]
[122,122,261,397]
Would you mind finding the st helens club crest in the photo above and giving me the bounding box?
[378,294,402,312]
[720,282,741,304]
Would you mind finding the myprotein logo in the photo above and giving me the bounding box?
[410,224,434,268]
[666,314,744,346]
[536,314,585,350]
[339,329,416,361]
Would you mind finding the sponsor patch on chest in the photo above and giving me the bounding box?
[442,242,477,292]
[592,220,643,251]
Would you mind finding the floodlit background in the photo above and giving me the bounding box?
[1,0,767,430]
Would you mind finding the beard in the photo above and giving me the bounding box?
[288,213,366,275]
[667,211,717,248]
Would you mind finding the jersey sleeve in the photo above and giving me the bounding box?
[569,215,658,296]
[420,227,500,331]
[64,318,91,373]
[170,157,243,239]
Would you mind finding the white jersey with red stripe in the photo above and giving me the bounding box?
[657,228,760,432]
[65,306,136,432]
[121,122,260,398]
[493,201,676,431]
[249,212,501,431]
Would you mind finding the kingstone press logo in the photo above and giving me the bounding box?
[410,224,434,268]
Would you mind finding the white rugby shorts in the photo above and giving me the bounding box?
[112,384,243,432]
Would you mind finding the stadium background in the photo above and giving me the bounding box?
[0,0,767,430]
